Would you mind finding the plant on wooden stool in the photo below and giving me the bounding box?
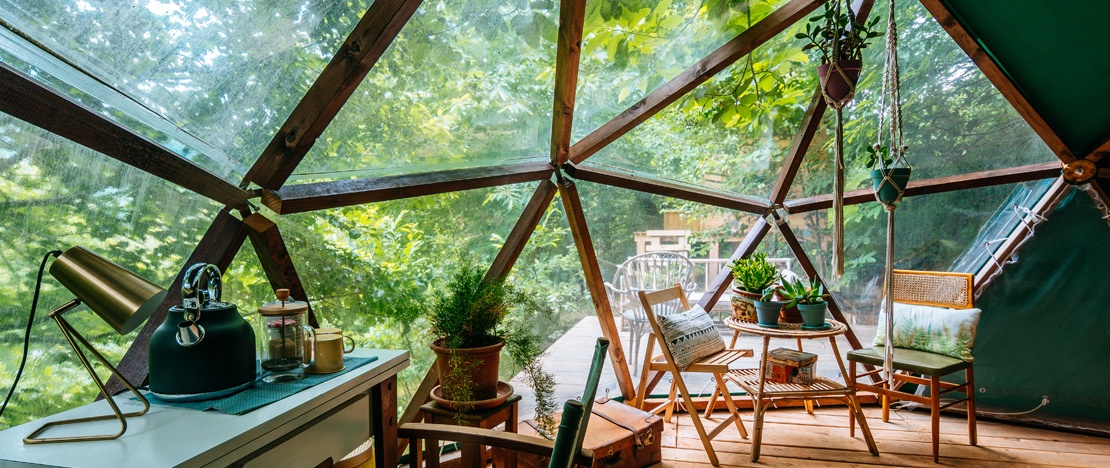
[429,262,556,429]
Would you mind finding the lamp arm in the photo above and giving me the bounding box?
[47,298,83,318]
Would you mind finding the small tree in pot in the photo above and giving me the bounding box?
[729,253,779,323]
[429,262,556,429]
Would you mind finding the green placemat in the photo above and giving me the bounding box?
[141,355,378,415]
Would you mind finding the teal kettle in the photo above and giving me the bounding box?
[148,263,257,401]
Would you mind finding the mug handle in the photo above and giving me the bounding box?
[302,326,316,368]
[342,335,356,353]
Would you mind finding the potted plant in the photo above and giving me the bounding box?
[867,143,912,204]
[753,287,786,328]
[779,277,829,329]
[729,253,779,323]
[429,262,556,428]
[795,1,882,105]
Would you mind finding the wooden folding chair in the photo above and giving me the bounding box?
[635,284,753,466]
[848,270,979,463]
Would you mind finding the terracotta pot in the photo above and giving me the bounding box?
[774,291,803,324]
[818,59,862,105]
[730,288,762,323]
[430,339,503,401]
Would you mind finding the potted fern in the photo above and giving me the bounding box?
[795,1,882,105]
[429,262,556,428]
[729,253,779,323]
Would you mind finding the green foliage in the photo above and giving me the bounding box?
[778,276,826,307]
[729,253,780,293]
[865,144,894,170]
[795,2,882,63]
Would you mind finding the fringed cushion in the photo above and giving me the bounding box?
[874,302,981,362]
[658,305,725,370]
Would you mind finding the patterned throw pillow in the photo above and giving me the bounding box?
[658,305,725,370]
[873,302,981,362]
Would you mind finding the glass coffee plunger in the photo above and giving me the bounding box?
[258,289,315,383]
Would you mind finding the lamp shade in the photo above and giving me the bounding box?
[49,246,167,334]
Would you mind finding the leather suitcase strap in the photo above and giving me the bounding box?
[591,399,655,450]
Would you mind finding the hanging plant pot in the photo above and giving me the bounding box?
[870,167,912,204]
[818,59,862,105]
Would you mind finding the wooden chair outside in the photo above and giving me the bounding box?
[848,270,978,463]
[636,284,753,466]
[400,338,610,468]
[603,252,696,374]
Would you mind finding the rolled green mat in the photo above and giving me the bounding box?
[548,399,585,468]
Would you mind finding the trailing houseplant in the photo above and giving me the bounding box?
[429,262,556,429]
[795,0,882,105]
[729,253,779,323]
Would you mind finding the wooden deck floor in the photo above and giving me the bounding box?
[500,317,1110,467]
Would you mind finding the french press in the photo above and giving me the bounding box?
[258,289,316,383]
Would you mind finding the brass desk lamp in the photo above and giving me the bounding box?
[24,246,167,443]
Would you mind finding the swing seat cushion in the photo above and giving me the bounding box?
[847,346,971,377]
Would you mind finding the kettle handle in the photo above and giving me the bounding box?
[182,263,222,312]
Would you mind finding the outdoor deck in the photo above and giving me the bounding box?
[504,317,1110,467]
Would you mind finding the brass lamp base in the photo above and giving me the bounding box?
[24,300,150,444]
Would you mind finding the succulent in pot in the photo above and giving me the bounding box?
[779,276,829,328]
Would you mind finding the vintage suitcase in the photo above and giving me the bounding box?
[520,398,663,468]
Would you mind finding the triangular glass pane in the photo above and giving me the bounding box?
[0,112,224,428]
[294,1,557,181]
[583,17,816,199]
[222,182,542,413]
[783,182,1033,343]
[574,0,790,140]
[0,0,368,181]
[787,0,1057,201]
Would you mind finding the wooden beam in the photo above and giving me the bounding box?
[568,0,825,164]
[0,62,250,210]
[563,163,770,214]
[549,0,588,166]
[917,0,1077,163]
[769,211,868,353]
[558,179,634,400]
[243,213,318,328]
[486,179,559,281]
[243,0,424,189]
[696,217,772,311]
[262,162,555,214]
[784,162,1061,213]
[107,210,248,394]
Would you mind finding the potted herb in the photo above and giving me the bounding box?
[779,277,829,329]
[729,253,779,323]
[867,143,912,204]
[795,1,882,105]
[753,287,786,328]
[429,262,556,428]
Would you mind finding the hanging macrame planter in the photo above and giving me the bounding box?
[819,59,862,107]
[875,0,912,387]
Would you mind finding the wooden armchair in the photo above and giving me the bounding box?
[400,338,609,468]
[847,270,980,462]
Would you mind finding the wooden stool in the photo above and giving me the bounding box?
[416,394,522,467]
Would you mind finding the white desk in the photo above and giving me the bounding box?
[0,349,408,467]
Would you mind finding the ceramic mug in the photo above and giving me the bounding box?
[308,328,355,374]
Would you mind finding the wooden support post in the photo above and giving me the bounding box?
[558,179,634,400]
[549,0,588,166]
[0,62,250,210]
[243,213,318,327]
[107,210,248,394]
[244,0,425,189]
